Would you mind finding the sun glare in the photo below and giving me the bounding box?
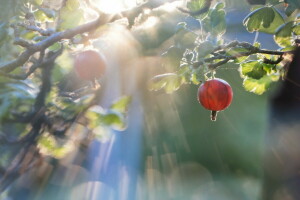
[94,0,138,14]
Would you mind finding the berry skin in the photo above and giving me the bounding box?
[198,78,233,121]
[74,50,106,81]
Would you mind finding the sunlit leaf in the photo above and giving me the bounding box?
[38,134,73,159]
[227,47,250,63]
[274,21,294,47]
[34,9,55,22]
[148,73,185,94]
[99,111,126,131]
[66,0,80,10]
[34,0,43,5]
[190,69,202,85]
[240,61,268,79]
[243,7,285,34]
[203,3,227,36]
[187,0,209,19]
[59,3,84,30]
[243,74,279,95]
[293,23,300,35]
[110,96,132,113]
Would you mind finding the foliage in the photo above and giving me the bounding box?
[150,0,299,95]
[0,0,298,194]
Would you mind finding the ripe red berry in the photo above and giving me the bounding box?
[74,50,106,81]
[198,78,233,121]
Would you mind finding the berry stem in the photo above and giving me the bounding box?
[211,110,218,121]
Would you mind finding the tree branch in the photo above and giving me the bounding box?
[192,41,294,69]
[0,0,176,74]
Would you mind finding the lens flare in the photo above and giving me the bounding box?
[94,0,138,14]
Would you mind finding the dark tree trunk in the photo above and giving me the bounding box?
[263,47,300,200]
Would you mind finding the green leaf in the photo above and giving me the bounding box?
[227,47,250,63]
[53,51,73,83]
[187,0,209,19]
[203,3,227,36]
[162,46,185,70]
[99,111,126,131]
[110,96,132,113]
[37,134,73,159]
[66,0,80,10]
[178,64,192,83]
[174,29,198,49]
[293,23,300,35]
[39,8,56,19]
[33,8,55,22]
[195,41,215,59]
[34,0,43,5]
[243,7,285,34]
[58,3,84,30]
[243,75,279,95]
[49,42,61,51]
[240,61,267,79]
[274,21,294,47]
[215,2,225,10]
[148,73,185,94]
[190,68,202,85]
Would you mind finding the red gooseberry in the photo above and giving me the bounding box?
[198,78,233,121]
[74,50,106,81]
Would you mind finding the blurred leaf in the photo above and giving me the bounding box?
[240,61,268,79]
[195,41,215,59]
[34,9,54,22]
[243,75,279,95]
[178,64,192,83]
[253,42,261,48]
[243,7,285,34]
[187,0,209,19]
[99,111,126,131]
[274,21,294,47]
[34,0,43,5]
[0,78,36,121]
[0,0,27,21]
[0,22,8,46]
[227,47,250,62]
[66,0,80,10]
[39,7,56,19]
[59,2,84,30]
[190,68,202,85]
[38,134,73,159]
[110,96,132,113]
[174,28,198,49]
[162,46,185,70]
[93,126,113,143]
[293,23,300,35]
[49,42,62,51]
[148,73,185,94]
[203,3,227,36]
[280,46,297,51]
[53,51,72,83]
